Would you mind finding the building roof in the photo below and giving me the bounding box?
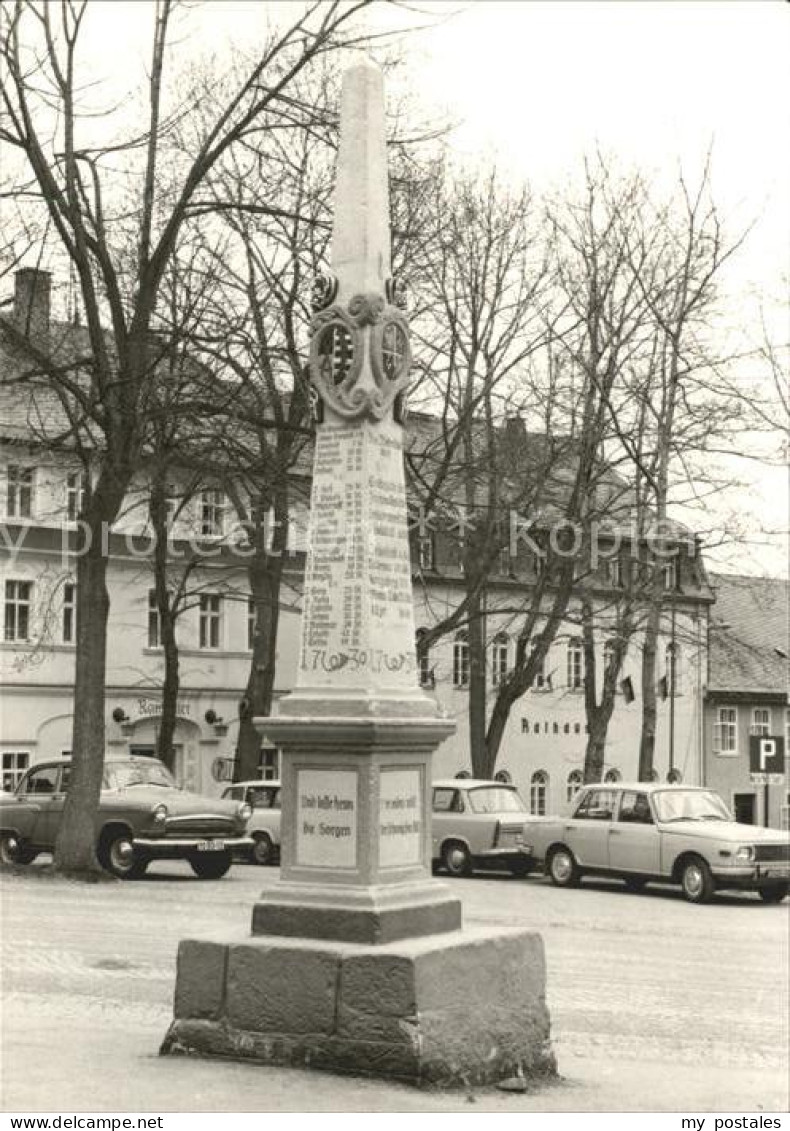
[707,572,789,699]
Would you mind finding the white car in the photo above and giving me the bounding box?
[524,782,790,904]
[221,780,281,866]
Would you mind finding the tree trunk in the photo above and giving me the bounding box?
[156,608,179,773]
[638,598,662,781]
[235,500,286,782]
[53,536,110,874]
[466,586,489,778]
[150,476,179,772]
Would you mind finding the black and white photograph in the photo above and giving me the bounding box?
[0,0,788,1123]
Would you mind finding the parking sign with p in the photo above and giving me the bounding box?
[749,735,785,776]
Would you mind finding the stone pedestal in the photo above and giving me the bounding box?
[162,926,556,1087]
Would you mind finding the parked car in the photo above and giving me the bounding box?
[431,778,534,877]
[221,780,281,866]
[0,756,253,879]
[524,782,790,904]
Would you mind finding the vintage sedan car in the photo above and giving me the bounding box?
[431,778,534,877]
[0,756,253,880]
[221,780,281,866]
[524,782,790,904]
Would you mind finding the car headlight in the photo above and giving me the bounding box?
[152,803,168,824]
[238,802,252,821]
[734,845,755,863]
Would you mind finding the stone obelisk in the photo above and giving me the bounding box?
[162,60,554,1086]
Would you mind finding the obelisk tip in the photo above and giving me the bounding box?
[332,56,390,294]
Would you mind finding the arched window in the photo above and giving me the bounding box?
[604,768,621,783]
[603,640,617,673]
[530,770,549,816]
[416,628,434,688]
[566,769,583,802]
[453,631,469,688]
[494,769,512,784]
[567,638,583,689]
[491,633,509,687]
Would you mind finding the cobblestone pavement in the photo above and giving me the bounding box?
[1,861,788,1113]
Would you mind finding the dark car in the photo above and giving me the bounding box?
[0,756,252,879]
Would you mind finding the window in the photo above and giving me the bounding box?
[417,534,434,571]
[603,640,617,673]
[147,590,161,649]
[713,706,738,755]
[491,633,509,687]
[604,768,621,783]
[574,788,616,820]
[605,556,623,587]
[2,751,29,792]
[6,465,34,518]
[665,642,682,692]
[532,647,551,691]
[498,543,512,576]
[530,770,549,816]
[257,746,280,781]
[21,764,59,794]
[4,580,32,641]
[62,583,76,644]
[566,769,583,802]
[199,594,222,649]
[750,708,771,737]
[200,489,225,537]
[248,597,256,651]
[453,632,469,688]
[567,637,583,689]
[619,791,653,824]
[416,628,434,688]
[733,793,756,825]
[661,559,678,591]
[65,471,86,521]
[432,788,463,813]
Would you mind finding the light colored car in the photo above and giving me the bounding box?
[524,782,790,904]
[221,780,281,865]
[0,756,252,879]
[431,778,534,878]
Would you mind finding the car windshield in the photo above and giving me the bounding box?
[248,787,280,809]
[104,761,176,790]
[653,789,731,823]
[466,786,527,815]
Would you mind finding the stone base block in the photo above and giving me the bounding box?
[161,925,556,1087]
[252,879,462,945]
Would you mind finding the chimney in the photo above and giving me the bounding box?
[14,268,51,341]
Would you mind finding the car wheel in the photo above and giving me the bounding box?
[0,832,36,866]
[548,846,580,888]
[759,884,789,904]
[98,829,143,880]
[189,850,233,880]
[680,856,714,904]
[509,858,533,878]
[441,841,472,878]
[250,832,274,867]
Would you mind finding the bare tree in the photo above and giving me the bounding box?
[1,0,380,874]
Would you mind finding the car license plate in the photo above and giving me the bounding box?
[196,839,225,852]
